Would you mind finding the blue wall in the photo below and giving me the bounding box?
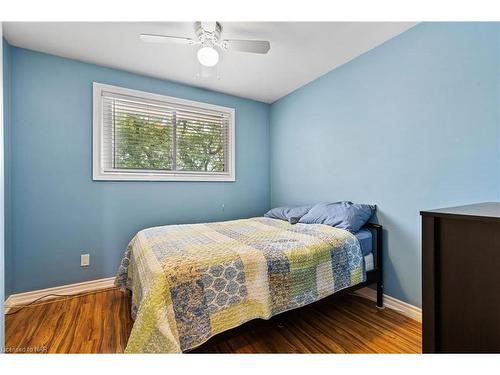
[270,23,500,307]
[1,36,11,352]
[3,40,12,299]
[7,46,270,294]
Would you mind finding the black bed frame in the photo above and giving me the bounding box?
[336,222,384,308]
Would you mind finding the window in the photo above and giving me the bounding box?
[93,83,235,181]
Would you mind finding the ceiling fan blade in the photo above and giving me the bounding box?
[139,33,195,45]
[223,39,271,54]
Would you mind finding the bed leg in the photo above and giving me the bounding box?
[376,281,384,309]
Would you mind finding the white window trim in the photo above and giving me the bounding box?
[92,82,236,182]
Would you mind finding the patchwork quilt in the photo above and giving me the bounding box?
[115,217,365,353]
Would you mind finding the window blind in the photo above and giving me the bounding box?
[100,91,230,175]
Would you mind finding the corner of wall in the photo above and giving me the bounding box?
[1,26,7,352]
[497,24,500,201]
[2,37,12,298]
[267,101,272,211]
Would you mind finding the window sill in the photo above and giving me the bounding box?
[92,170,236,182]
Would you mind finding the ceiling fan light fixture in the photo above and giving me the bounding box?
[197,46,219,67]
[140,22,271,71]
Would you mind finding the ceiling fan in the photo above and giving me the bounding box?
[140,22,271,68]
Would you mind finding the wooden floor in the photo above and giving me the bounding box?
[5,288,421,354]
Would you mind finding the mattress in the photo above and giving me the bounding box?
[355,228,374,271]
[355,228,373,256]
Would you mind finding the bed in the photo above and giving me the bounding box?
[116,216,383,353]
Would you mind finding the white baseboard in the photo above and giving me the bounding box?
[354,287,422,322]
[4,276,116,313]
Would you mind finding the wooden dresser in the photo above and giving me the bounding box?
[421,202,500,353]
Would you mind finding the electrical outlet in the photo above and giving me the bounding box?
[81,253,90,267]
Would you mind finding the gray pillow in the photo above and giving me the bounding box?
[298,201,376,233]
[264,205,312,224]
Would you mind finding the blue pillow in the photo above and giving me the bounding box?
[298,201,376,233]
[264,205,312,223]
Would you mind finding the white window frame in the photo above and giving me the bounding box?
[93,82,235,182]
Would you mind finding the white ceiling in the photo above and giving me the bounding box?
[3,22,416,103]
